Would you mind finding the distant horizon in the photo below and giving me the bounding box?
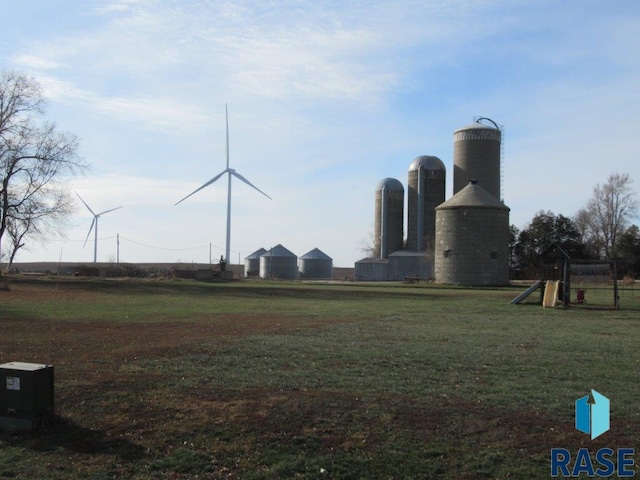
[5,257,357,269]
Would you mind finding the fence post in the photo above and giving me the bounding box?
[613,259,619,309]
[563,259,570,308]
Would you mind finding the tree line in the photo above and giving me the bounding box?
[511,173,639,279]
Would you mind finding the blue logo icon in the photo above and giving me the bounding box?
[575,390,610,440]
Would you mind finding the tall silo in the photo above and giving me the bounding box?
[374,178,404,258]
[260,244,298,279]
[245,247,266,278]
[407,155,446,252]
[434,180,510,286]
[453,118,502,200]
[299,248,333,279]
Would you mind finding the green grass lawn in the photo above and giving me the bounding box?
[1,276,639,479]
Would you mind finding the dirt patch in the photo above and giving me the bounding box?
[0,282,103,303]
[0,313,353,367]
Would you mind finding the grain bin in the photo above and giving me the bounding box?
[374,178,404,258]
[434,180,510,286]
[407,155,446,251]
[453,118,501,200]
[299,248,333,279]
[244,248,267,278]
[260,244,298,279]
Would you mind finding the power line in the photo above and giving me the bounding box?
[61,234,246,257]
[63,235,118,243]
[118,235,212,252]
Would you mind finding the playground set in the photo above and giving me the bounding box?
[509,245,623,309]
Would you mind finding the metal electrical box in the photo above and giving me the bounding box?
[0,362,54,432]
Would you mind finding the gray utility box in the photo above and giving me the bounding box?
[0,362,54,432]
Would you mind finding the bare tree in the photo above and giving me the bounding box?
[575,173,639,259]
[0,71,85,270]
[5,190,73,269]
[357,226,376,258]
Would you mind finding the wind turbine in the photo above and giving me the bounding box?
[175,105,271,264]
[75,192,123,263]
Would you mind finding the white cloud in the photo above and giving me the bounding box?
[11,54,63,71]
[32,75,212,136]
[94,0,155,16]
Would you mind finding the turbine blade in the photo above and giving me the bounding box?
[96,206,123,216]
[231,171,272,200]
[175,170,228,206]
[83,217,96,248]
[75,192,96,216]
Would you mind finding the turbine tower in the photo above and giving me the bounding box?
[175,105,271,264]
[76,192,123,263]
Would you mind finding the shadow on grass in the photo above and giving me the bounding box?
[1,414,147,461]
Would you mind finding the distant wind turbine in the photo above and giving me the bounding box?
[75,192,123,263]
[175,105,271,263]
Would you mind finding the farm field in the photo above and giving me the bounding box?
[1,276,639,479]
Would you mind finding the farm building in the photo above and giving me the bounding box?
[434,180,510,286]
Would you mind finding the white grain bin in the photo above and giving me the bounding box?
[260,244,298,279]
[244,248,267,278]
[299,248,333,279]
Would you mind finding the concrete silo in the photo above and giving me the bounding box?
[406,155,446,252]
[245,247,267,278]
[374,178,404,258]
[453,118,502,200]
[299,248,333,279]
[260,244,298,279]
[434,180,510,286]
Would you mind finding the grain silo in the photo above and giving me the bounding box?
[299,248,333,279]
[260,244,298,279]
[406,155,446,252]
[453,118,502,200]
[434,180,510,286]
[374,178,404,258]
[244,247,267,278]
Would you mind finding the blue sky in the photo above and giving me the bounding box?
[2,0,639,267]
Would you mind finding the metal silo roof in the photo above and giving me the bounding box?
[436,181,509,210]
[245,248,267,260]
[262,244,297,258]
[300,248,332,261]
[454,120,500,134]
[375,177,404,192]
[408,155,446,172]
